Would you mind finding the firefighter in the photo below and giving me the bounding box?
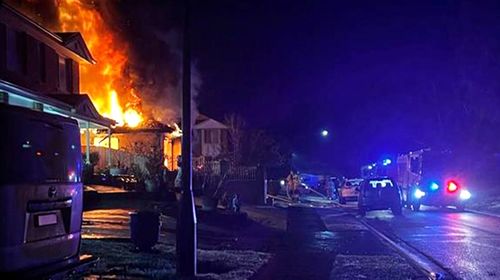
[286,171,300,201]
[231,193,241,213]
[174,156,182,201]
[286,171,294,198]
[320,176,334,200]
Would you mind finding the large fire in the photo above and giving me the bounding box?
[57,0,142,127]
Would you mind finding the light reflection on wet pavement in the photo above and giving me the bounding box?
[82,209,132,239]
[363,206,500,279]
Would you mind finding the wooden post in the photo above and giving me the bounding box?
[107,128,112,167]
[85,121,90,164]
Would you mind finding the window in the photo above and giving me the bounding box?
[6,29,26,74]
[58,56,66,91]
[1,109,82,185]
[410,156,421,174]
[204,129,220,144]
[65,59,73,92]
[39,43,46,82]
[204,130,212,144]
[93,137,119,150]
[213,130,220,144]
[368,179,394,188]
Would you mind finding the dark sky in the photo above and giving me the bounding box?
[191,0,500,175]
[12,0,500,176]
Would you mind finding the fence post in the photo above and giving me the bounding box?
[257,165,266,205]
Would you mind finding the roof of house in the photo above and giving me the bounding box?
[1,2,96,64]
[0,80,113,128]
[195,114,211,125]
[55,32,96,63]
[111,119,175,134]
[48,94,115,126]
[194,114,228,130]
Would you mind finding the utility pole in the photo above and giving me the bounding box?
[176,0,197,277]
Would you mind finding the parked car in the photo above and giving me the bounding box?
[338,178,363,204]
[0,105,84,273]
[357,177,402,216]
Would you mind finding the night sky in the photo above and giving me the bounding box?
[192,0,500,175]
[10,0,500,176]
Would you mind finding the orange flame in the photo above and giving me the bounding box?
[57,0,142,127]
[171,123,183,138]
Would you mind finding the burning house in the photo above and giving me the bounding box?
[0,1,183,185]
[0,2,115,165]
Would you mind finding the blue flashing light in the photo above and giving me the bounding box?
[382,159,392,166]
[430,182,439,191]
[321,130,329,137]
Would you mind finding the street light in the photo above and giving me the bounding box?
[321,129,329,137]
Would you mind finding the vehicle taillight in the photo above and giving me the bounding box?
[447,181,459,193]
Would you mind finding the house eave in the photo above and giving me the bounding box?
[0,80,114,128]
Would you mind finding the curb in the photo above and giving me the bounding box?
[357,218,452,280]
[465,209,500,219]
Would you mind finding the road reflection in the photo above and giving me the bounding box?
[82,209,131,239]
[363,205,500,279]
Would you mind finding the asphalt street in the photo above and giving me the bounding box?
[256,205,423,280]
[355,204,500,280]
[83,190,500,279]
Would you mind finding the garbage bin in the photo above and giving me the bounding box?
[130,211,160,251]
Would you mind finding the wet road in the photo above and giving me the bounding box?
[255,206,423,280]
[360,205,500,279]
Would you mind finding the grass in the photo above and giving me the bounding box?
[81,239,271,279]
[330,255,419,280]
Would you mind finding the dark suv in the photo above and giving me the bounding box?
[0,104,83,273]
[358,177,402,216]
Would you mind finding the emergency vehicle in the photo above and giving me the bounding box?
[396,149,472,211]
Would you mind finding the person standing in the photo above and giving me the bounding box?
[286,171,300,202]
[174,156,182,201]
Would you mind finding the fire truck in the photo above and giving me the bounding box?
[396,149,472,211]
[361,149,472,211]
[361,159,394,179]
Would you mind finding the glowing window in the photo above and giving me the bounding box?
[93,137,119,150]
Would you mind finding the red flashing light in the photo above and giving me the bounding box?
[447,181,459,192]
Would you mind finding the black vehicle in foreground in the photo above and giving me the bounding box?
[358,177,402,216]
[0,104,89,276]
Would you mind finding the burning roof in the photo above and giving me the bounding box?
[111,119,175,134]
[6,0,188,129]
